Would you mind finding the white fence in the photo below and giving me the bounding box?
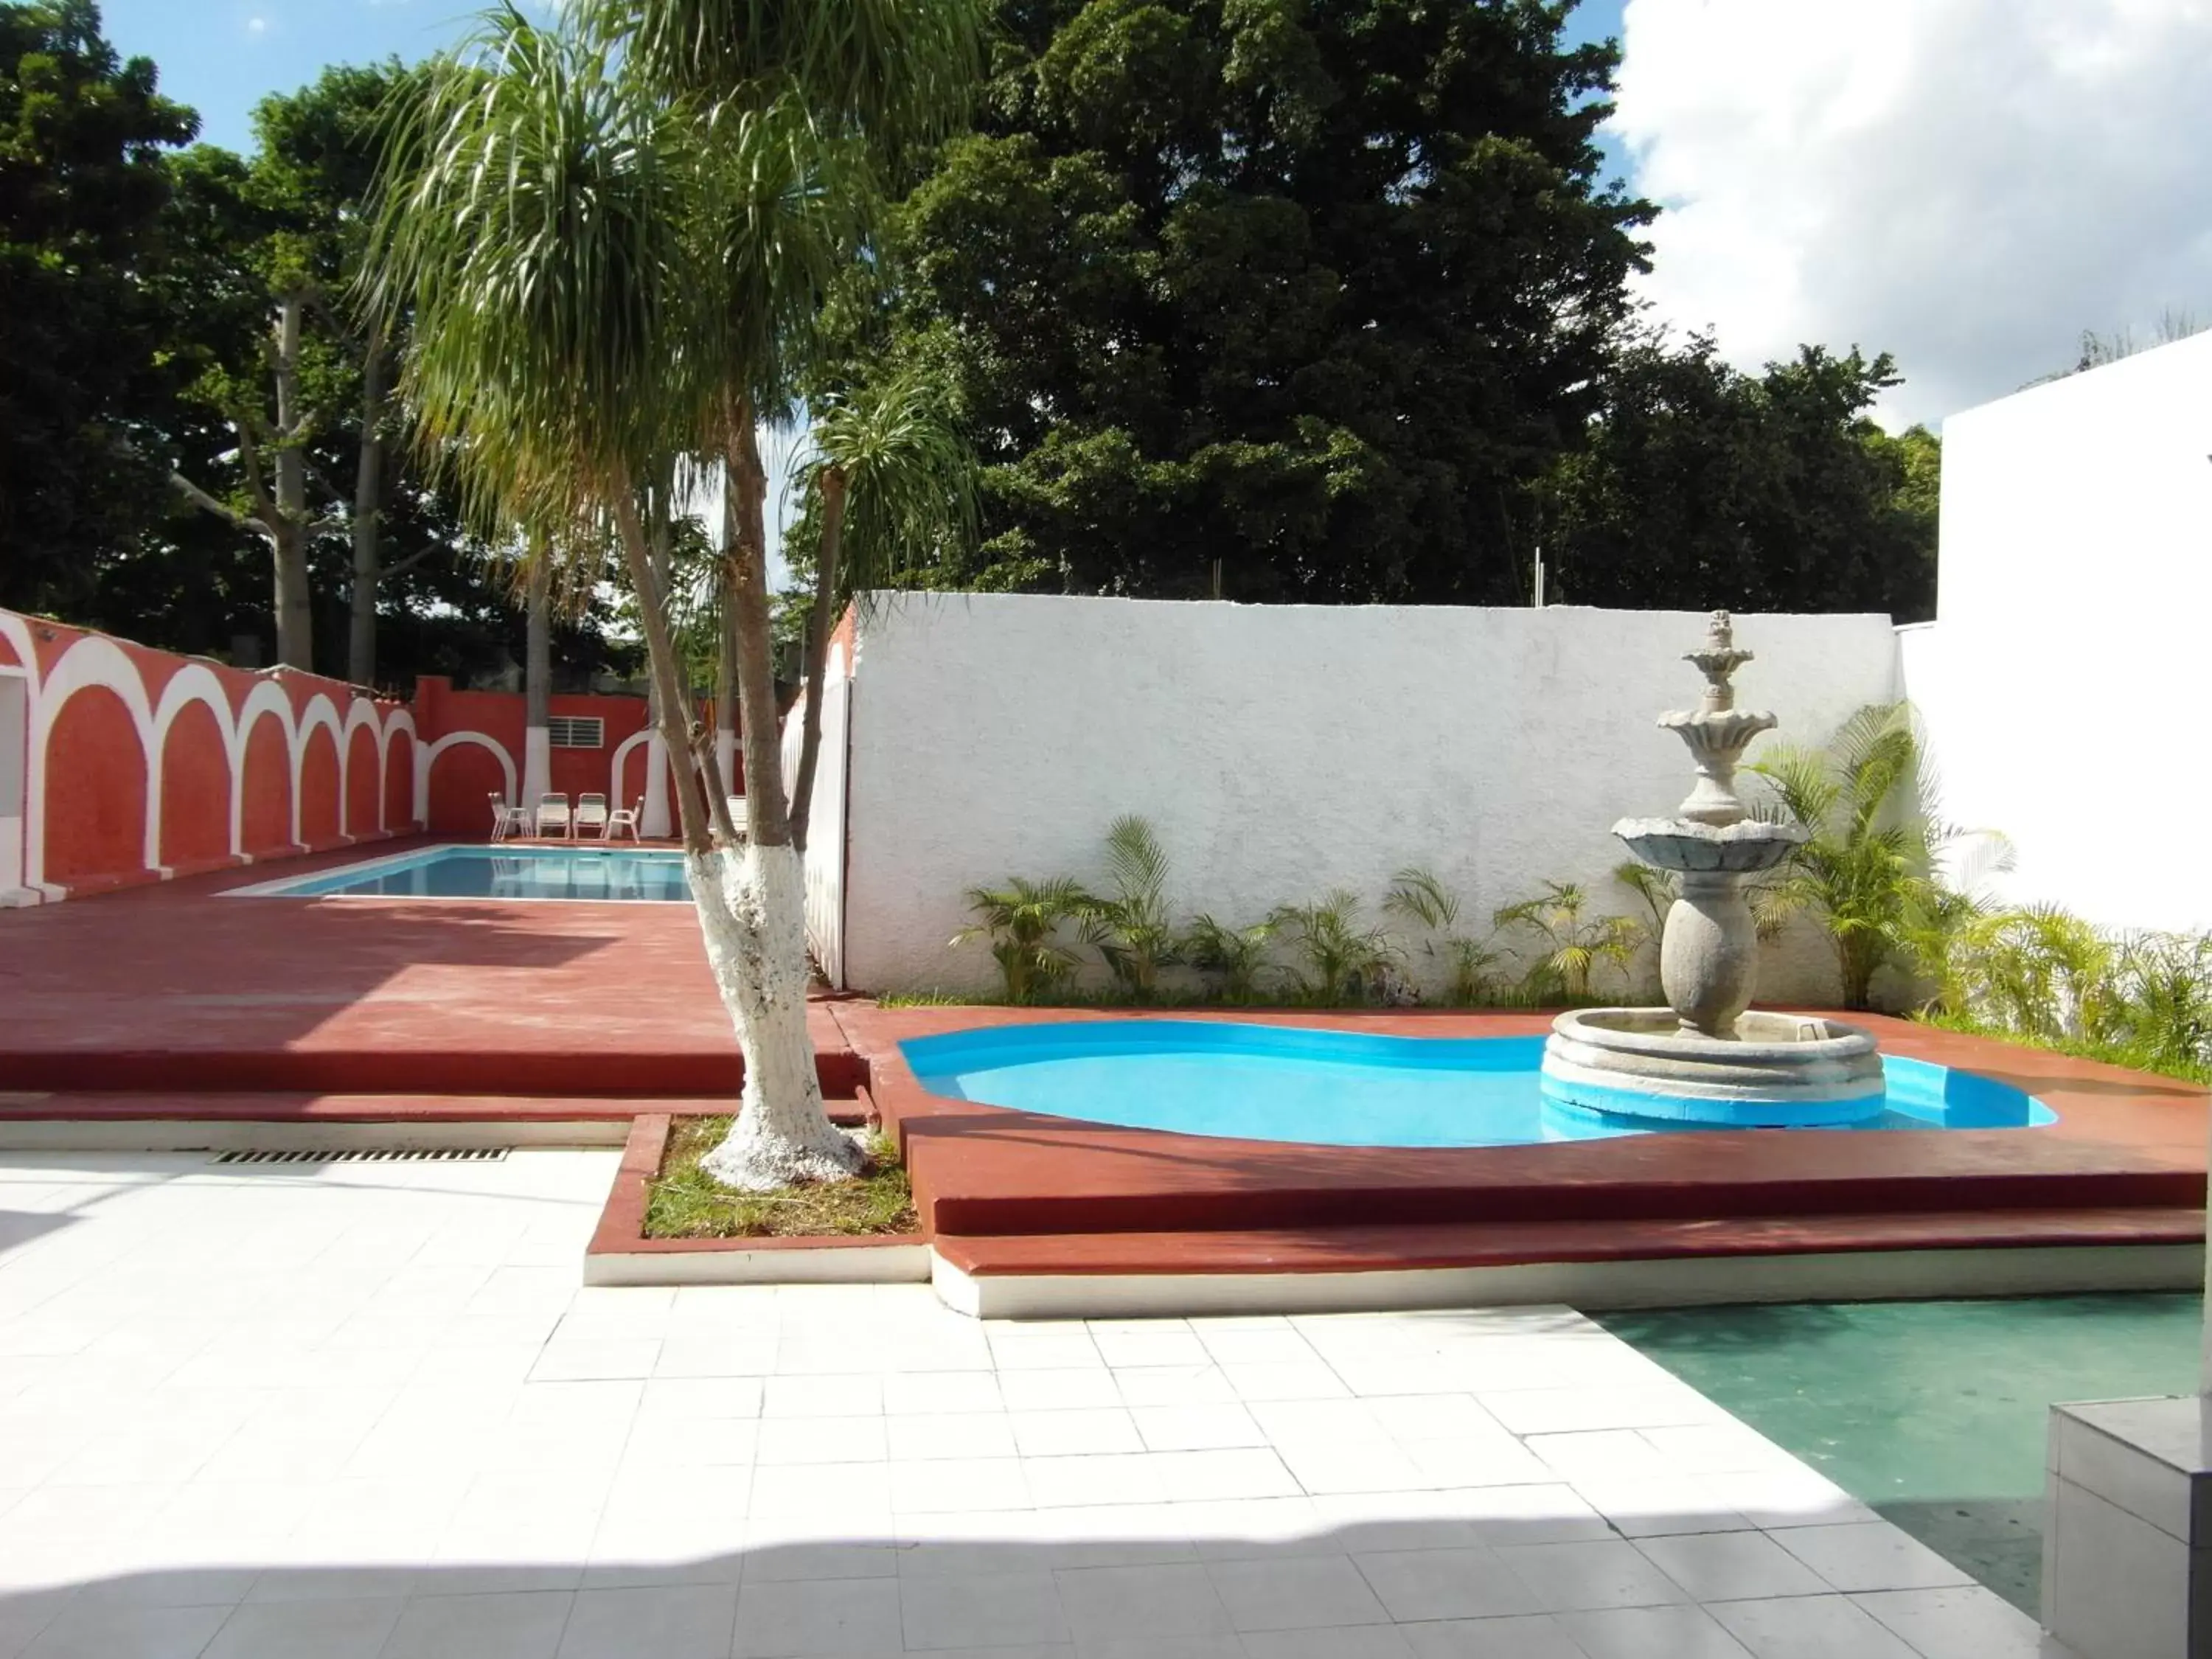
[835,594,1902,1000]
[781,642,853,988]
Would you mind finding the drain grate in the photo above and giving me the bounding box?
[213,1147,512,1165]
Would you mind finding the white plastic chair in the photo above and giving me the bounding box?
[574,792,610,839]
[726,795,749,841]
[604,799,643,842]
[487,793,532,842]
[535,793,572,840]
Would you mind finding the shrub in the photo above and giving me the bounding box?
[1269,891,1400,1006]
[1383,867,1503,1006]
[1749,702,2011,1011]
[1080,815,1180,1000]
[1495,880,1644,1004]
[952,876,1091,1003]
[1183,913,1277,1003]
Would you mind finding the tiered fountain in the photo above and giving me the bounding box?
[1540,612,1885,1126]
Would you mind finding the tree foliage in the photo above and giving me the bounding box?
[1542,335,1940,621]
[844,0,1655,603]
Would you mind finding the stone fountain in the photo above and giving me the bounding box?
[1540,612,1885,1127]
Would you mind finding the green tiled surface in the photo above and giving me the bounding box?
[1601,1294,2203,1613]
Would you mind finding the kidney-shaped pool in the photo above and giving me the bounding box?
[899,1019,2056,1149]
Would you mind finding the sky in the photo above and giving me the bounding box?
[102,0,2212,431]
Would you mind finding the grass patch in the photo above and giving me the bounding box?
[644,1117,919,1239]
[1914,1010,2212,1088]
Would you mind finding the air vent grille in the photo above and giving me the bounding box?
[213,1147,512,1165]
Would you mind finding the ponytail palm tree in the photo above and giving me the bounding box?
[787,367,976,851]
[367,0,983,1189]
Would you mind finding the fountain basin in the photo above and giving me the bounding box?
[1542,1007,1886,1127]
[1613,815,1804,874]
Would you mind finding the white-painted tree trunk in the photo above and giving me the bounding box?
[694,841,862,1189]
[642,731,672,839]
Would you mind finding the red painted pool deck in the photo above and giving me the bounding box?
[6,842,2208,1287]
[0,840,860,1105]
[834,1004,2211,1279]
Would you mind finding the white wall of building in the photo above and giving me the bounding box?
[841,594,1899,999]
[1900,331,2212,933]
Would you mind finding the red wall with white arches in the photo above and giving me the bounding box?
[0,607,698,905]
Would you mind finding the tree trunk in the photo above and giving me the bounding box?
[613,489,709,856]
[787,466,846,855]
[715,563,740,804]
[522,546,552,808]
[639,502,676,838]
[271,293,314,672]
[348,327,387,687]
[697,411,860,1191]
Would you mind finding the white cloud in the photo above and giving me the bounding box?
[1612,0,2212,426]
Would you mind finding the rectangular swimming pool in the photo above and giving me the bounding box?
[232,845,692,902]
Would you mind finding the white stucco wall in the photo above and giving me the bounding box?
[1900,331,2212,933]
[841,594,1900,1000]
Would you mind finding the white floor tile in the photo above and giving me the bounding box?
[1634,1531,1834,1601]
[731,1576,902,1657]
[1773,1523,1975,1593]
[1009,1409,1144,1457]
[374,1591,577,1659]
[900,1569,1068,1648]
[1708,1593,1922,1658]
[1850,1586,2051,1659]
[1206,1554,1389,1631]
[19,1603,232,1659]
[1555,1603,1756,1658]
[1054,1562,1233,1644]
[1351,1547,1545,1622]
[1491,1538,1693,1613]
[555,1584,737,1658]
[1397,1613,1589,1658]
[201,1597,407,1659]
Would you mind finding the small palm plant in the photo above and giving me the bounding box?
[1269,891,1399,1006]
[1383,867,1502,1006]
[1747,703,2009,1011]
[1182,914,1278,1003]
[1082,815,1180,1001]
[2107,931,2212,1074]
[953,877,1091,1003]
[1495,880,1644,1004]
[1937,904,2112,1039]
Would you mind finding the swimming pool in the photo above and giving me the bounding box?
[900,1019,2058,1149]
[233,845,691,902]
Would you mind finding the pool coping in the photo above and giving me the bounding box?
[221,840,689,900]
[829,1004,2209,1302]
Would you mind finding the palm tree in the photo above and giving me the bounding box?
[367,1,984,1189]
[1748,702,2009,1011]
[1495,881,1644,1004]
[787,367,975,852]
[953,877,1091,1004]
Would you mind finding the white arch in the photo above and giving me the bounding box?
[380,708,420,830]
[338,698,384,837]
[27,636,158,894]
[146,664,238,873]
[291,693,345,848]
[0,612,35,695]
[418,731,517,827]
[608,728,652,810]
[229,681,299,859]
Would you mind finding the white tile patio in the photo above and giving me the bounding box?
[0,1151,2079,1658]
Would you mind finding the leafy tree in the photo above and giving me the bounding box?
[369,0,987,1189]
[844,0,1653,602]
[785,365,975,851]
[1542,335,1940,621]
[0,0,197,620]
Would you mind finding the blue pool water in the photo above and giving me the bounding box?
[250,846,691,902]
[900,1020,2058,1149]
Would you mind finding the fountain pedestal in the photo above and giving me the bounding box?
[1538,613,1884,1127]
